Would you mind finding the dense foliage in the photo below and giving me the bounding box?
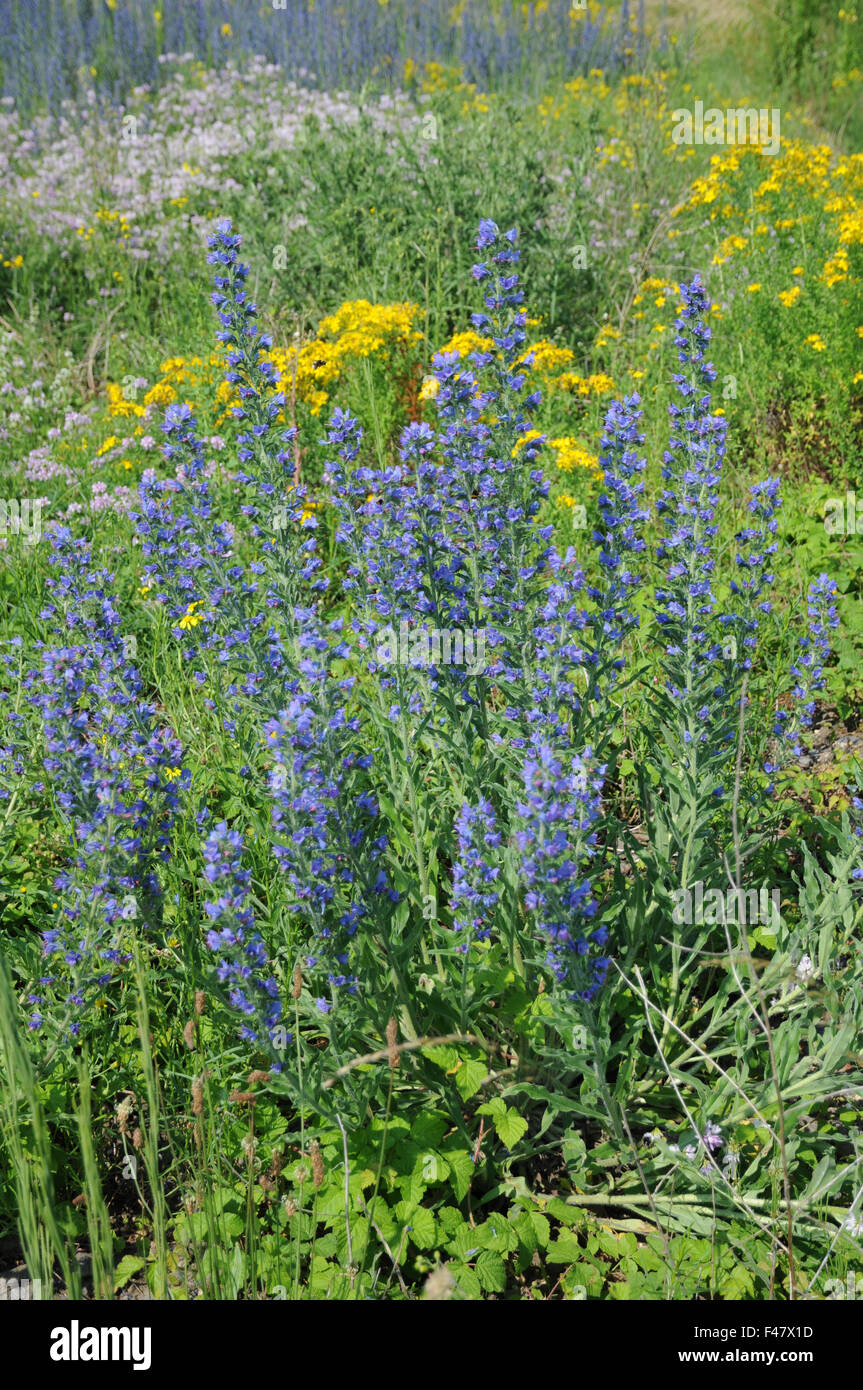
[1,1,862,1304]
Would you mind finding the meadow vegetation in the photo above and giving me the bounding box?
[0,0,862,1303]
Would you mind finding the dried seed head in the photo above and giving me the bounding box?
[309,1141,324,1190]
[270,1150,283,1178]
[72,1193,87,1209]
[295,1162,309,1186]
[116,1094,134,1136]
[423,1264,455,1301]
[242,1134,258,1162]
[191,1075,204,1116]
[131,1128,143,1150]
[386,1016,399,1070]
[183,1019,196,1051]
[247,1070,269,1085]
[194,990,205,1016]
[229,1090,255,1106]
[282,1197,297,1218]
[292,963,302,1000]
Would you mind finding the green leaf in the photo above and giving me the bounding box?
[410,1111,449,1150]
[477,1217,518,1253]
[229,1242,245,1295]
[437,1205,465,1236]
[475,1249,507,1292]
[425,1044,459,1072]
[113,1255,146,1291]
[544,1197,582,1226]
[441,1148,474,1201]
[494,1106,528,1150]
[452,1225,484,1261]
[546,1230,583,1264]
[720,1263,755,1299]
[450,1263,482,1299]
[526,1211,550,1249]
[406,1205,437,1250]
[455,1056,488,1100]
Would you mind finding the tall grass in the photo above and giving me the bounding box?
[0,0,648,115]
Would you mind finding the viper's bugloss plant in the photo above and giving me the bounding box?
[202,820,284,1057]
[726,476,782,672]
[263,653,395,1012]
[28,527,185,1039]
[774,573,840,756]
[588,392,650,687]
[208,218,323,612]
[12,213,846,1158]
[515,745,609,1000]
[5,192,861,1307]
[451,799,502,945]
[655,275,728,705]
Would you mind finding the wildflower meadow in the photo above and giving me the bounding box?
[2,0,863,1347]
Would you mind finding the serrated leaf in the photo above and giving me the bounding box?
[441,1147,474,1201]
[493,1106,528,1150]
[546,1231,583,1264]
[475,1249,507,1292]
[455,1056,488,1100]
[410,1111,449,1150]
[406,1204,437,1250]
[425,1044,459,1072]
[113,1255,145,1291]
[450,1263,482,1299]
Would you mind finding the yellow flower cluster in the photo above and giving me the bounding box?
[144,380,177,408]
[594,323,621,351]
[537,68,671,174]
[417,60,462,93]
[823,246,851,287]
[178,600,205,630]
[555,371,616,397]
[435,330,494,359]
[691,141,863,299]
[76,207,133,244]
[433,332,578,383]
[511,429,544,457]
[687,148,745,213]
[632,275,679,307]
[407,58,492,111]
[419,376,440,402]
[557,493,587,513]
[150,352,231,417]
[778,286,802,307]
[106,382,147,418]
[517,339,575,374]
[548,436,603,482]
[270,300,422,416]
